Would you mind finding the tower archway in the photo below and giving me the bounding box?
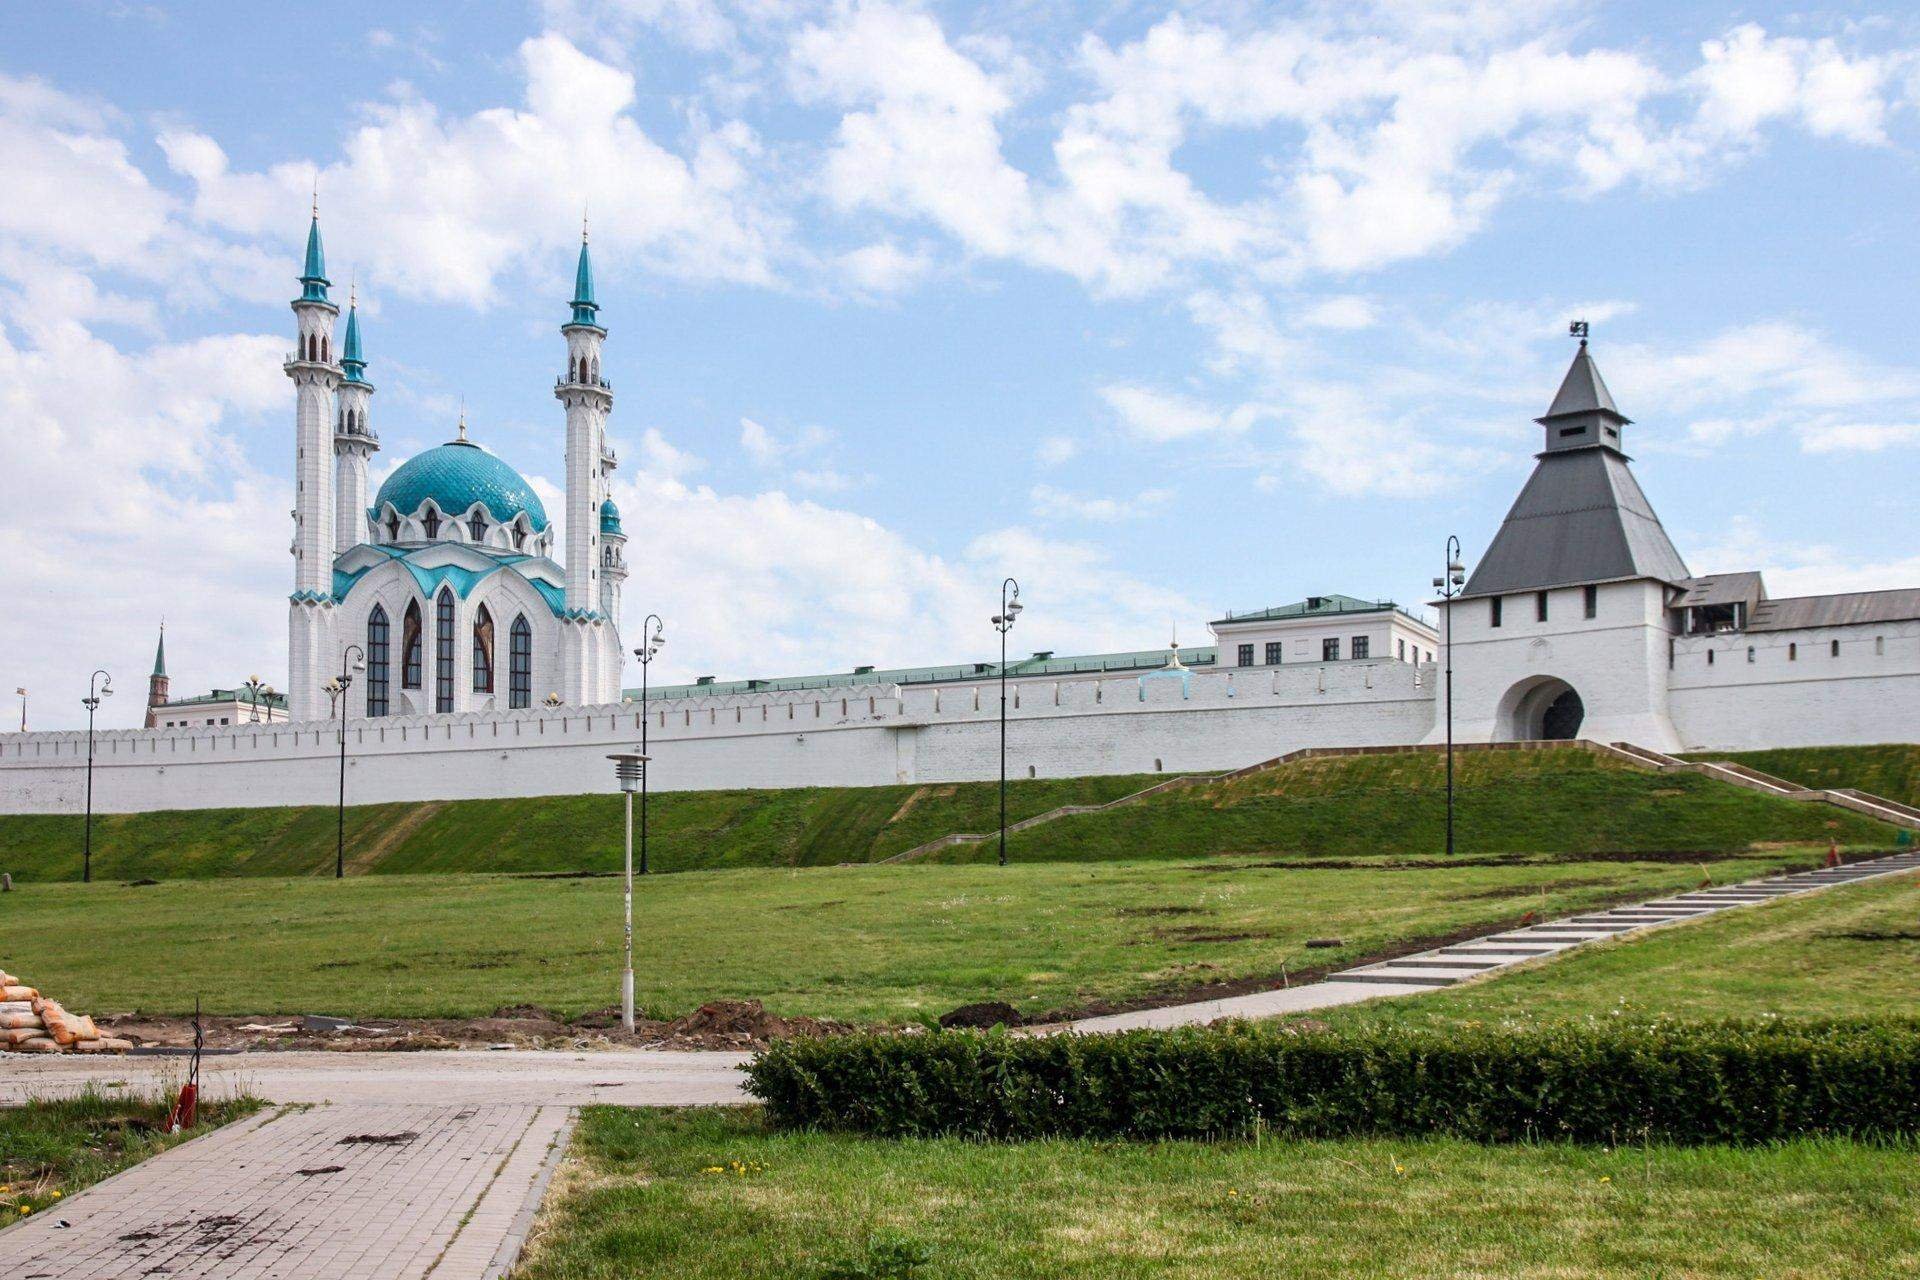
[1495,676,1585,742]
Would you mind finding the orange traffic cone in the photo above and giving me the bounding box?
[1826,837,1842,869]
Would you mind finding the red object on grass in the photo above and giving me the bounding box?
[167,1082,198,1132]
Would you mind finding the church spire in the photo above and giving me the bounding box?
[297,189,330,304]
[152,622,167,678]
[1536,327,1629,454]
[569,221,600,328]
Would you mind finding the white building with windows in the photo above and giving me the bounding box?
[1,305,1916,814]
[281,212,624,722]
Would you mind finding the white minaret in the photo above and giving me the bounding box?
[286,203,341,722]
[599,497,627,621]
[333,286,378,553]
[554,223,615,701]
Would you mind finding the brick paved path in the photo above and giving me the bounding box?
[0,1103,571,1280]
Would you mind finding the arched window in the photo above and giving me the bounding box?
[435,589,456,713]
[569,355,578,383]
[385,512,401,542]
[366,605,390,716]
[509,615,532,709]
[421,506,441,540]
[472,605,495,694]
[401,600,423,689]
[511,521,526,551]
[467,513,487,543]
[321,335,330,363]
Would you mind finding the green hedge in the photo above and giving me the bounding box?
[746,1020,1920,1145]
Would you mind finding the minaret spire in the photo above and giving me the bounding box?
[556,217,618,702]
[298,188,330,305]
[287,205,343,720]
[334,276,379,554]
[144,621,170,729]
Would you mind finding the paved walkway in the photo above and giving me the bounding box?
[0,1103,571,1280]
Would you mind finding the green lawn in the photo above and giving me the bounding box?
[1691,743,1920,809]
[0,774,1161,882]
[513,1107,1920,1280]
[1326,869,1920,1031]
[930,749,1893,863]
[0,1090,262,1223]
[0,851,1822,1024]
[3,748,1895,886]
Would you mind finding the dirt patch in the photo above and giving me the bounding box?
[939,1001,1024,1029]
[773,899,847,912]
[511,870,617,880]
[345,801,447,872]
[1152,925,1267,943]
[1824,930,1920,943]
[1114,905,1205,918]
[338,1132,418,1146]
[1449,877,1598,901]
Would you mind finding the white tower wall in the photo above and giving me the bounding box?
[287,296,340,722]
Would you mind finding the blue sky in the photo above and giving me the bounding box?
[3,1,1919,728]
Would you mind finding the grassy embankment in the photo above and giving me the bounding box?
[0,775,1162,882]
[3,747,1898,883]
[1322,868,1920,1031]
[513,1107,1920,1280]
[0,850,1823,1024]
[0,1090,262,1223]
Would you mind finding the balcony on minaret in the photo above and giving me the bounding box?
[555,372,612,391]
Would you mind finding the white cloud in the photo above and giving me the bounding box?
[1030,483,1169,523]
[633,426,704,479]
[164,34,785,307]
[1099,383,1260,442]
[1034,435,1078,466]
[1299,295,1377,330]
[739,415,832,467]
[834,239,934,293]
[1690,515,1920,597]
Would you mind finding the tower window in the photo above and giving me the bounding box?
[1789,642,1797,661]
[366,605,390,716]
[1535,591,1549,622]
[1351,636,1369,660]
[509,615,532,709]
[1265,641,1282,665]
[385,513,400,542]
[1747,646,1755,663]
[401,600,423,689]
[435,589,456,713]
[472,605,495,694]
[421,508,441,540]
[1237,644,1254,667]
[1832,639,1840,657]
[1583,585,1598,619]
[1707,649,1715,666]
[1323,637,1340,661]
[511,522,527,551]
[1490,597,1503,628]
[468,514,487,543]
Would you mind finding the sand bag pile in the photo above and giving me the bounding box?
[0,969,131,1053]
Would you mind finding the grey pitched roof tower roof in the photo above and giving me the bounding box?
[1460,340,1689,599]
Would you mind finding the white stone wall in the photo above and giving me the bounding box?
[0,662,1436,814]
[1667,619,1920,751]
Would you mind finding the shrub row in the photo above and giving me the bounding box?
[746,1019,1920,1145]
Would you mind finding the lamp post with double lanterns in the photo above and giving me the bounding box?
[632,615,665,876]
[991,579,1023,868]
[1433,537,1467,857]
[324,645,366,880]
[81,669,112,883]
[607,750,649,1032]
[243,675,272,723]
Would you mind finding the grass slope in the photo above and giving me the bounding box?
[0,1090,262,1222]
[1689,743,1920,810]
[0,775,1160,883]
[930,749,1894,863]
[0,852,1817,1024]
[1326,869,1920,1031]
[515,1107,1920,1280]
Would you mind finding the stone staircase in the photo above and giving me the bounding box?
[1601,741,1920,832]
[1334,848,1920,987]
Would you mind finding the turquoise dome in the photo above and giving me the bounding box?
[600,497,623,535]
[375,440,550,532]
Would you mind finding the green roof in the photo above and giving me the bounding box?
[625,646,1220,702]
[568,238,599,327]
[158,687,289,710]
[297,215,329,304]
[341,300,367,382]
[1210,594,1404,626]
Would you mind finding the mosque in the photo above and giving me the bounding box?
[282,208,625,724]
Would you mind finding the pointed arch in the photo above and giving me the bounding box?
[366,605,391,716]
[401,599,423,689]
[435,587,456,713]
[420,504,442,540]
[321,335,329,363]
[509,614,532,709]
[472,603,495,694]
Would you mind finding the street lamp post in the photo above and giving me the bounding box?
[607,750,649,1033]
[991,578,1023,868]
[243,675,271,723]
[81,669,112,883]
[1433,538,1467,857]
[325,645,366,879]
[632,615,665,877]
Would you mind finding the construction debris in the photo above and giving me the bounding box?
[0,968,133,1054]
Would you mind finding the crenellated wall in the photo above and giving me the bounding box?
[0,660,1438,814]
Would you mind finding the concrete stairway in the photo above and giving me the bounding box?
[1334,850,1920,988]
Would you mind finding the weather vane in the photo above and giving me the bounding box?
[1569,319,1590,344]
